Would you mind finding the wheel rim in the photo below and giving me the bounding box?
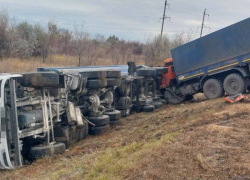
[229,79,239,91]
[208,85,216,95]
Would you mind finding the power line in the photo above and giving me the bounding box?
[14,17,186,33]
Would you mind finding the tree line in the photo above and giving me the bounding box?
[0,9,194,66]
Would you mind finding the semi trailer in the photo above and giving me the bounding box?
[161,17,250,103]
[0,65,168,169]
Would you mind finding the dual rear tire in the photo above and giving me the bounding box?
[88,115,110,135]
[203,73,246,99]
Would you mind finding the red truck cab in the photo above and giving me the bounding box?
[161,58,176,88]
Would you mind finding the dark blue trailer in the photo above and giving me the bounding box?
[164,17,250,102]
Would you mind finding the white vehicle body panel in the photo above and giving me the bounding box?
[0,74,22,169]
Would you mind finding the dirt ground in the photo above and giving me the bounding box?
[1,98,250,180]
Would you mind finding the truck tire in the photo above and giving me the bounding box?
[137,69,156,77]
[141,105,155,112]
[153,67,168,75]
[223,73,246,96]
[80,71,106,79]
[89,124,110,135]
[20,72,60,87]
[86,79,107,89]
[151,102,163,109]
[164,91,184,104]
[104,110,121,121]
[107,78,121,87]
[88,115,110,127]
[158,99,167,105]
[30,143,66,159]
[203,78,224,99]
[120,109,130,117]
[152,97,161,102]
[106,70,121,78]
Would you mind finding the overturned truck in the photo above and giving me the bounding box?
[0,65,168,169]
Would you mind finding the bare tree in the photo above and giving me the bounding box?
[111,47,121,65]
[171,32,185,49]
[85,41,97,66]
[0,9,9,59]
[144,35,171,66]
[58,29,72,55]
[73,24,89,66]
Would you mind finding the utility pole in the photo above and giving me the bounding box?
[160,0,170,37]
[200,9,209,37]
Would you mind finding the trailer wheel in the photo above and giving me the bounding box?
[30,143,66,159]
[151,102,163,109]
[157,99,167,105]
[89,124,110,135]
[19,72,60,87]
[153,67,168,75]
[80,71,106,79]
[223,73,246,96]
[141,105,155,112]
[137,69,157,77]
[104,110,121,121]
[164,91,184,104]
[106,70,121,78]
[86,79,107,89]
[203,78,224,99]
[88,115,110,127]
[152,97,161,102]
[107,78,121,87]
[120,108,131,117]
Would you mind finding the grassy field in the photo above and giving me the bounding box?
[1,98,250,180]
[0,55,146,73]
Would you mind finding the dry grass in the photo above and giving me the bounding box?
[0,55,146,73]
[0,56,78,73]
[1,94,250,179]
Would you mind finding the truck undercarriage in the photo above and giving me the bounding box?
[0,64,169,169]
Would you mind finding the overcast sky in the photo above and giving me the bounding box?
[0,0,249,42]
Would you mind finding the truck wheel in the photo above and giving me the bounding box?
[153,67,168,75]
[104,110,121,121]
[89,124,110,135]
[137,69,156,77]
[30,143,66,159]
[86,79,107,89]
[120,109,130,117]
[106,70,121,78]
[164,91,183,104]
[88,115,110,127]
[203,78,224,99]
[80,71,106,79]
[141,105,155,112]
[157,99,167,105]
[152,97,161,102]
[223,73,246,96]
[107,78,121,87]
[19,72,60,87]
[151,102,163,109]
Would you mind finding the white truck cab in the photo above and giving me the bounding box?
[0,74,22,169]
